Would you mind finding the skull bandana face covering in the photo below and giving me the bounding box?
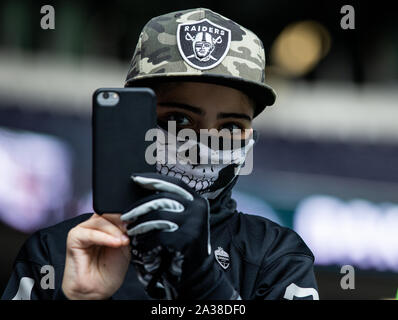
[155,124,256,199]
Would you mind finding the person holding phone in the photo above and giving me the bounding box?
[2,8,319,300]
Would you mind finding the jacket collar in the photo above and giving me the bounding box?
[209,176,238,227]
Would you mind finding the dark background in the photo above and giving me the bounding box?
[0,0,397,299]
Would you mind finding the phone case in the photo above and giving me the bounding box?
[92,88,157,214]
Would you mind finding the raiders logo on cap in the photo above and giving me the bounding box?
[214,246,230,270]
[177,19,231,70]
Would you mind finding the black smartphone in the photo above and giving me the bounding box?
[92,87,157,214]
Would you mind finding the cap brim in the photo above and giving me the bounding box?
[125,74,276,118]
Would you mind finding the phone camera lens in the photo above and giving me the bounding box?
[103,92,109,99]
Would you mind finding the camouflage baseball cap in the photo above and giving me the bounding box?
[125,8,276,117]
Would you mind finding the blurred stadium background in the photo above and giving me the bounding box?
[1,0,398,299]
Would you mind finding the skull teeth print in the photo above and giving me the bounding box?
[153,125,255,199]
[156,163,215,193]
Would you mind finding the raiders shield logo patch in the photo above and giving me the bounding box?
[214,246,230,270]
[177,19,231,70]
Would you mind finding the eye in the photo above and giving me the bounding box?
[219,122,243,132]
[219,122,248,140]
[160,112,192,127]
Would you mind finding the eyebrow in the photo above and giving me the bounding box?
[158,102,252,122]
[217,113,252,122]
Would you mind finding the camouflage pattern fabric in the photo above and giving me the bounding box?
[125,8,276,117]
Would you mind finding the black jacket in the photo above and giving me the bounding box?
[1,184,319,300]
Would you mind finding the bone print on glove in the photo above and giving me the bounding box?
[120,172,239,300]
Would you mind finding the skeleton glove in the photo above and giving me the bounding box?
[121,172,238,300]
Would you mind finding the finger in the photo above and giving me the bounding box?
[127,220,178,236]
[70,227,129,249]
[121,198,184,222]
[101,213,129,233]
[131,175,193,201]
[80,214,127,238]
